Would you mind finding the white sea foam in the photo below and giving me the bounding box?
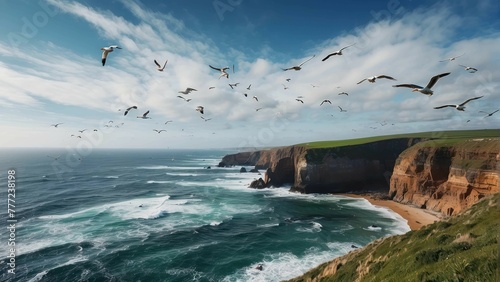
[166,172,200,176]
[147,180,174,184]
[224,247,346,282]
[295,221,323,233]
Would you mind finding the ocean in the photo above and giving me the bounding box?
[0,148,410,282]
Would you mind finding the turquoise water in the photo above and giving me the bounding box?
[0,148,409,281]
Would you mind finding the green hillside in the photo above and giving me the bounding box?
[286,193,500,282]
[299,129,500,149]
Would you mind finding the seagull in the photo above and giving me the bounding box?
[51,123,63,128]
[124,106,137,116]
[433,96,483,111]
[209,86,215,90]
[177,95,192,102]
[243,93,248,97]
[311,84,319,88]
[153,129,166,133]
[178,88,197,94]
[78,129,87,133]
[285,78,291,82]
[137,110,151,119]
[392,72,451,96]
[196,106,204,114]
[256,108,263,111]
[282,84,289,90]
[357,75,396,84]
[338,106,347,112]
[165,120,173,124]
[296,98,304,103]
[439,53,464,62]
[282,55,315,71]
[338,92,348,96]
[101,45,121,66]
[320,99,332,106]
[201,116,212,122]
[209,65,230,79]
[71,134,82,138]
[322,43,356,61]
[247,84,252,90]
[154,59,168,71]
[479,109,499,117]
[458,65,478,73]
[228,83,240,89]
[253,96,258,101]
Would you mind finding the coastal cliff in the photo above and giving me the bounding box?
[220,138,422,193]
[389,138,499,216]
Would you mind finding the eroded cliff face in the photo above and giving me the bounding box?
[220,138,421,193]
[389,138,499,216]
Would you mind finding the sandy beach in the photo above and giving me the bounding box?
[341,194,443,230]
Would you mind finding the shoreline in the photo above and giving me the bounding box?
[340,193,443,230]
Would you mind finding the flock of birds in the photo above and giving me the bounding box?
[50,44,498,142]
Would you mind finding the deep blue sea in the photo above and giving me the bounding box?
[0,148,409,282]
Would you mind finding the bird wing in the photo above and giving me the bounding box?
[187,88,197,92]
[162,60,168,69]
[433,105,455,109]
[143,110,150,117]
[377,75,396,80]
[339,43,356,51]
[209,65,221,71]
[298,55,316,67]
[321,53,335,61]
[459,96,483,106]
[392,84,423,89]
[426,72,451,89]
[154,60,161,68]
[357,79,367,84]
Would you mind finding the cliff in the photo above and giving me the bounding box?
[389,138,499,216]
[220,138,422,193]
[286,193,500,282]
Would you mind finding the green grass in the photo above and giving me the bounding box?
[286,193,500,282]
[298,129,500,149]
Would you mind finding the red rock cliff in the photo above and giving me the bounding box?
[389,138,499,216]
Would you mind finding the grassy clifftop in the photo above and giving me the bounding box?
[300,129,500,149]
[286,193,499,282]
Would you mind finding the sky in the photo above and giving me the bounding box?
[0,0,499,150]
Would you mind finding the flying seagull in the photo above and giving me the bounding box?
[458,65,478,73]
[71,134,82,138]
[357,75,396,84]
[209,86,215,90]
[322,43,356,61]
[78,129,87,133]
[311,84,319,88]
[137,110,151,119]
[479,109,499,117]
[320,99,332,106]
[209,65,229,79]
[256,108,263,111]
[164,120,173,124]
[338,92,348,96]
[338,106,347,112]
[439,53,464,62]
[101,45,121,66]
[285,78,291,82]
[433,96,483,111]
[296,98,304,103]
[51,123,63,128]
[247,84,252,90]
[243,93,248,97]
[201,116,212,122]
[124,106,137,116]
[196,106,204,114]
[253,96,258,101]
[282,84,289,90]
[154,59,168,71]
[178,88,197,94]
[153,129,166,133]
[282,55,315,71]
[177,95,192,102]
[228,83,240,89]
[392,72,451,96]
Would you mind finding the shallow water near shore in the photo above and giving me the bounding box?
[0,148,410,281]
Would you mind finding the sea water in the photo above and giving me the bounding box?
[0,148,409,281]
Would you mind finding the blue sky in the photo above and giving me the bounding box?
[0,0,499,149]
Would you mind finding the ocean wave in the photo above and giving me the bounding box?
[295,221,323,233]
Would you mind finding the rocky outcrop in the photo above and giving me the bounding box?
[389,138,499,216]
